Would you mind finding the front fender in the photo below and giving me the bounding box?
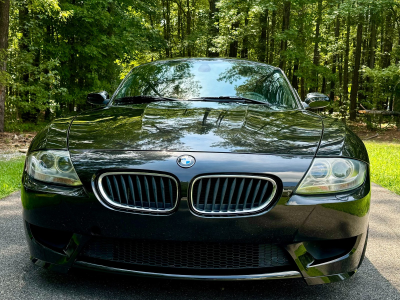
[29,115,77,152]
[317,117,369,163]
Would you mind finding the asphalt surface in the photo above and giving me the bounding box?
[0,183,399,299]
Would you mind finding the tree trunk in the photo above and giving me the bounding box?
[180,1,185,56]
[382,11,393,69]
[166,0,171,57]
[178,2,182,56]
[330,9,340,101]
[258,8,268,62]
[301,76,305,100]
[162,0,171,57]
[207,0,219,57]
[19,3,33,122]
[292,62,299,91]
[229,19,240,58]
[322,75,326,94]
[186,0,191,57]
[343,13,351,118]
[279,1,291,71]
[269,10,276,64]
[312,0,322,92]
[350,21,363,121]
[0,0,10,132]
[365,12,377,104]
[369,15,377,69]
[241,10,249,58]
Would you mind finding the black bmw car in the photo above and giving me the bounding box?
[22,58,370,285]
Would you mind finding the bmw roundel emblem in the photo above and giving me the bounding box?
[177,155,196,168]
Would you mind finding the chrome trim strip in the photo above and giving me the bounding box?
[74,261,301,281]
[189,175,278,216]
[96,172,179,213]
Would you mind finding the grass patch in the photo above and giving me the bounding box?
[5,121,49,133]
[365,141,400,195]
[0,156,26,199]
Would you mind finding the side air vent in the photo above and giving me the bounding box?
[190,175,278,217]
[96,172,179,214]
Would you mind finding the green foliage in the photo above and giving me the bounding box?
[0,156,26,199]
[3,0,400,127]
[5,120,49,133]
[6,0,165,124]
[362,65,400,111]
[365,141,400,195]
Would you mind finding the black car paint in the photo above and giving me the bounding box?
[22,59,370,285]
[68,102,323,155]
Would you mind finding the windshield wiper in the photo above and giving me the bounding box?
[113,95,180,105]
[188,96,272,106]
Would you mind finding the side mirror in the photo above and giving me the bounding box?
[304,92,330,109]
[87,91,110,106]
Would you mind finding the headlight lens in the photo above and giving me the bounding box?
[26,150,82,186]
[296,158,367,194]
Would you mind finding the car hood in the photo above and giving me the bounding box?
[68,101,323,155]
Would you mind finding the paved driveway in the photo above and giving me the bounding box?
[1,183,399,299]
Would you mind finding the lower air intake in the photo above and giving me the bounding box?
[81,238,292,270]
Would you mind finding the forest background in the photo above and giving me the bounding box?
[0,0,400,132]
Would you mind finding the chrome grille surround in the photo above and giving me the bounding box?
[96,172,179,214]
[189,175,278,217]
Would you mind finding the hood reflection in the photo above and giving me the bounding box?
[69,102,322,155]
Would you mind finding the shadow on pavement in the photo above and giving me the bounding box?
[2,191,400,299]
[17,257,399,300]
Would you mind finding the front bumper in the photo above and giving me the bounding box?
[22,186,370,285]
[21,151,370,285]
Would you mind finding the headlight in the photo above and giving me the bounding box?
[295,158,367,194]
[26,150,82,186]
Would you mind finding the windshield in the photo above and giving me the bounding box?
[112,59,300,110]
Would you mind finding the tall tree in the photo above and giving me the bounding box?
[229,19,240,57]
[382,10,393,69]
[343,13,351,118]
[258,8,268,62]
[312,0,322,91]
[186,0,192,57]
[0,0,10,132]
[330,4,340,101]
[279,1,291,70]
[241,8,249,58]
[3,0,400,126]
[163,0,171,57]
[207,0,219,57]
[350,18,363,120]
[269,9,276,64]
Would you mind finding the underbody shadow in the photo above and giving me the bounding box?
[21,257,399,300]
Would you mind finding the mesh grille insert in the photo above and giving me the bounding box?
[81,238,292,270]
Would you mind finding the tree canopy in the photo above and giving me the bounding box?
[2,0,400,130]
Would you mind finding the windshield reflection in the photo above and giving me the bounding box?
[112,59,299,110]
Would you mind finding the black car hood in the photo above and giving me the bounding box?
[68,101,323,156]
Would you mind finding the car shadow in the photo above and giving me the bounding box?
[2,191,399,299]
[21,257,399,300]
